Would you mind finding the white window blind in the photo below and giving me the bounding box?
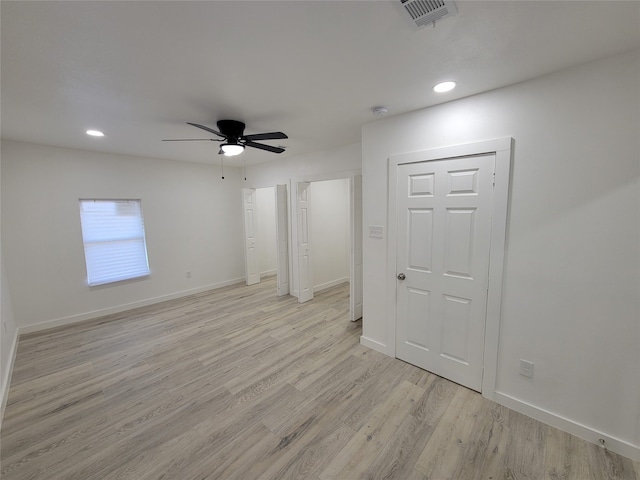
[79,199,150,286]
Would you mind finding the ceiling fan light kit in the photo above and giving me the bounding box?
[220,143,245,156]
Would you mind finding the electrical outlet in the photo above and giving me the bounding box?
[369,225,384,239]
[186,271,192,279]
[519,359,534,378]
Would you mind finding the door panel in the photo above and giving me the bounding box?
[395,154,494,392]
[242,188,259,286]
[441,294,471,363]
[444,208,476,279]
[297,182,313,303]
[406,287,431,350]
[408,208,433,271]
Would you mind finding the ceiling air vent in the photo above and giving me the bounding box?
[397,0,457,30]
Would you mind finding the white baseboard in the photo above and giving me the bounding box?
[19,277,245,335]
[313,277,349,293]
[360,335,389,355]
[1,328,19,427]
[494,391,640,462]
[260,269,277,278]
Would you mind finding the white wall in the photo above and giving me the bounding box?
[1,145,19,418]
[310,178,350,291]
[361,50,640,459]
[1,140,245,331]
[255,187,277,276]
[246,142,361,187]
[1,253,18,416]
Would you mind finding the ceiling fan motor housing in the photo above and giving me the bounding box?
[217,120,245,140]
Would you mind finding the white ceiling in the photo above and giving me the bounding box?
[2,1,639,167]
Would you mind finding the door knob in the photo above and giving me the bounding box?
[397,273,406,280]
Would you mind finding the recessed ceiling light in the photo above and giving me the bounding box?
[86,130,105,137]
[433,81,456,93]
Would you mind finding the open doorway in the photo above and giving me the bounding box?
[255,187,277,279]
[292,176,363,321]
[242,185,289,296]
[308,179,350,293]
[243,176,363,321]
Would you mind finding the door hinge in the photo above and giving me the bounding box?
[492,172,496,187]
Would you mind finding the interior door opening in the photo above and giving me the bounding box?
[309,178,351,296]
[254,186,278,280]
[243,175,363,322]
[294,176,363,321]
[242,185,289,296]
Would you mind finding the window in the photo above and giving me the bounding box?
[79,199,150,286]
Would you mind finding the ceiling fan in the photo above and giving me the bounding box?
[163,120,287,156]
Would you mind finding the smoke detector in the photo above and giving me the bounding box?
[372,106,389,116]
[396,0,457,30]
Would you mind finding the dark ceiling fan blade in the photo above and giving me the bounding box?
[187,122,225,138]
[243,132,288,141]
[162,138,222,142]
[244,141,286,154]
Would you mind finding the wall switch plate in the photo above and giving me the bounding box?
[519,359,534,378]
[186,271,192,279]
[369,225,384,239]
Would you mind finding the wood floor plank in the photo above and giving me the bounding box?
[2,278,638,479]
[318,429,383,480]
[358,379,425,447]
[413,386,476,478]
[460,402,512,480]
[257,414,355,480]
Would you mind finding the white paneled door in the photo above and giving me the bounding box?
[297,182,313,303]
[395,154,495,392]
[242,188,260,286]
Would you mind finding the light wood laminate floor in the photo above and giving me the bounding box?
[2,278,638,479]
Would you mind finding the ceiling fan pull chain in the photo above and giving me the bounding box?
[221,157,224,179]
[243,157,246,181]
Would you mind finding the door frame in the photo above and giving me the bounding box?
[386,138,512,398]
[275,184,290,296]
[350,175,363,321]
